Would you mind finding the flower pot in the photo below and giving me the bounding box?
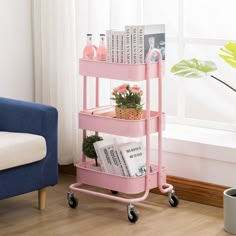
[90,163,102,171]
[224,188,236,234]
[115,106,143,120]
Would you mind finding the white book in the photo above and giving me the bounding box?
[117,141,147,177]
[137,25,144,64]
[106,30,111,62]
[94,139,117,174]
[115,31,119,63]
[124,25,132,64]
[114,31,125,64]
[93,141,109,173]
[106,145,123,176]
[113,144,129,176]
[131,26,138,64]
[99,144,116,174]
[110,30,116,63]
[138,24,165,63]
[119,31,125,64]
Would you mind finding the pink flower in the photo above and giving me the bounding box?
[112,87,119,95]
[130,84,141,93]
[118,83,129,90]
[138,90,143,96]
[118,87,127,94]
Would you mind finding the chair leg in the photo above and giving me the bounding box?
[38,188,46,210]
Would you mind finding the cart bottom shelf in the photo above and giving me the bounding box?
[74,160,167,195]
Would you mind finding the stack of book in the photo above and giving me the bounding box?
[93,139,150,177]
[106,24,165,64]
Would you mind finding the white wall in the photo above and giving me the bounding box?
[0,0,33,101]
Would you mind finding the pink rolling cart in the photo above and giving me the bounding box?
[67,49,179,223]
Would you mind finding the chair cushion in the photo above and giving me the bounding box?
[0,132,46,170]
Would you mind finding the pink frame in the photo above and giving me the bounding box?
[69,49,173,205]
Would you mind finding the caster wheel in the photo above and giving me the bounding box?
[67,191,78,209]
[128,209,139,223]
[111,190,118,195]
[169,194,179,207]
[68,196,78,209]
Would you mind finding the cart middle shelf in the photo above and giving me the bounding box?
[79,108,165,137]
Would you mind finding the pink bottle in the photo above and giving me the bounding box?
[96,34,107,61]
[83,34,95,60]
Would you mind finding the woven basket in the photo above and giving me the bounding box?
[115,106,143,120]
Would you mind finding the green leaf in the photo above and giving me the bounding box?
[219,42,236,68]
[170,58,217,78]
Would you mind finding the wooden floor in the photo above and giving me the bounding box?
[0,174,230,236]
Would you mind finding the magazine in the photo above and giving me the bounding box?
[117,141,147,177]
[138,24,165,63]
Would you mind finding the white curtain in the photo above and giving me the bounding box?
[32,0,143,164]
[32,0,81,164]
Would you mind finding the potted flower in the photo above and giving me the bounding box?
[111,83,144,120]
[82,135,103,168]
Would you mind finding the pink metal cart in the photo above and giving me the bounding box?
[68,49,179,223]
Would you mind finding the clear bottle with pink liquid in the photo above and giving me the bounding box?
[96,34,107,61]
[83,34,95,60]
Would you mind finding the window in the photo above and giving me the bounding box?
[143,0,236,131]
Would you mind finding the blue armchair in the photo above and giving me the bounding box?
[0,97,58,209]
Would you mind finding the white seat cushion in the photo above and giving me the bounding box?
[0,132,46,170]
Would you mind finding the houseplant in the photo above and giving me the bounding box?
[170,41,236,93]
[111,83,144,120]
[82,135,103,167]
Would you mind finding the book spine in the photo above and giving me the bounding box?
[93,143,108,173]
[114,148,126,176]
[118,148,131,177]
[115,31,119,63]
[100,145,116,174]
[106,30,111,62]
[108,146,123,176]
[114,31,125,64]
[124,26,132,64]
[131,25,138,64]
[119,31,125,63]
[110,30,116,63]
[137,25,144,64]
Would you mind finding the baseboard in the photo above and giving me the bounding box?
[58,164,76,176]
[151,176,229,208]
[59,164,229,208]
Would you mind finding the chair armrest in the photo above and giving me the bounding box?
[0,97,57,136]
[0,97,58,159]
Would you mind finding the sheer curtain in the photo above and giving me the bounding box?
[32,0,143,164]
[32,0,80,164]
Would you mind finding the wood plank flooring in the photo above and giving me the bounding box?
[0,174,230,236]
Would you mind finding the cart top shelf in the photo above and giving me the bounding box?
[79,59,162,81]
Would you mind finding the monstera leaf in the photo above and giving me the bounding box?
[170,58,217,78]
[219,41,236,68]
